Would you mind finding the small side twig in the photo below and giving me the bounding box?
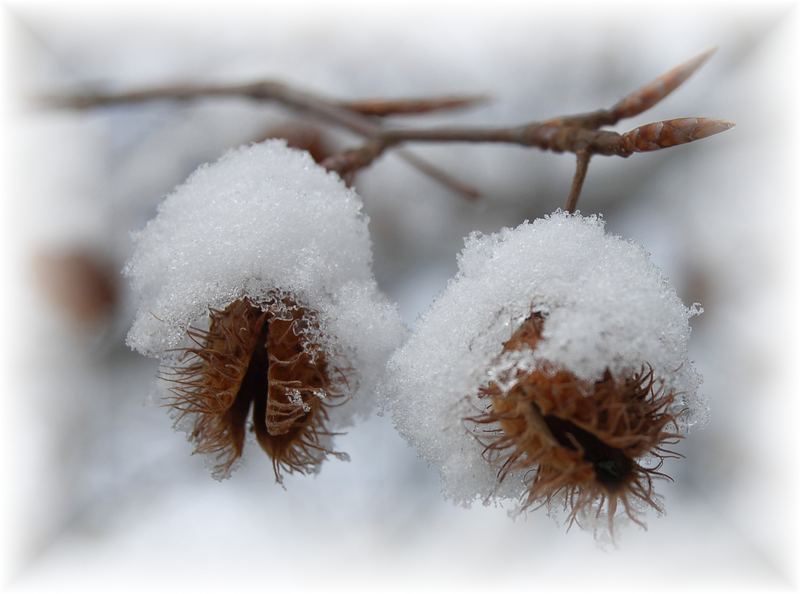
[338,95,488,117]
[394,149,482,201]
[565,151,591,213]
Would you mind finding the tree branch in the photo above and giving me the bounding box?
[319,117,733,173]
[45,48,732,208]
[46,81,484,200]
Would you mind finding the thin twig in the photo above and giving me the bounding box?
[320,117,733,172]
[395,149,482,200]
[565,151,592,213]
[338,94,489,117]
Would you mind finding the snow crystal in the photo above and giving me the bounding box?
[382,211,704,507]
[126,140,405,427]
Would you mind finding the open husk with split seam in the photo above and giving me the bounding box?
[126,140,404,479]
[382,211,705,532]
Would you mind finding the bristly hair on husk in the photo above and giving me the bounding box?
[465,312,684,533]
[159,296,351,482]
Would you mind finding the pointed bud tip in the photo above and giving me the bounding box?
[695,118,735,138]
[675,47,717,78]
[695,46,718,63]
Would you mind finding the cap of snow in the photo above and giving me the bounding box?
[382,211,704,507]
[125,140,405,422]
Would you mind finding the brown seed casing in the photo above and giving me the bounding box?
[467,313,683,530]
[162,297,347,481]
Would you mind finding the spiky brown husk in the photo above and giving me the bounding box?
[466,313,683,531]
[161,297,348,481]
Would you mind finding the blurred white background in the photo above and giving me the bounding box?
[1,1,798,592]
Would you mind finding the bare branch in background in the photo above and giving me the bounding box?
[45,83,484,200]
[45,48,732,210]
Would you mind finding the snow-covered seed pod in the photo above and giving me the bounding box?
[467,314,682,530]
[126,140,405,481]
[382,211,706,532]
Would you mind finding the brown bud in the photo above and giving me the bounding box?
[623,117,734,153]
[611,48,716,120]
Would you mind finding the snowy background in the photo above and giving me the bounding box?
[2,2,798,592]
